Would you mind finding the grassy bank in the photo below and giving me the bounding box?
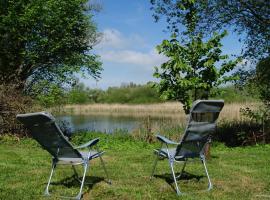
[1,133,270,199]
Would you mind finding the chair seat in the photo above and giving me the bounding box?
[58,150,104,164]
[155,148,199,160]
[155,148,183,160]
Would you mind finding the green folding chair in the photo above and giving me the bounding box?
[17,112,111,200]
[151,100,224,195]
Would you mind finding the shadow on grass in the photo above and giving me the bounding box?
[52,174,104,187]
[210,155,219,159]
[50,174,105,197]
[154,171,204,193]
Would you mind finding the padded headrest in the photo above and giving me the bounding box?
[16,112,55,126]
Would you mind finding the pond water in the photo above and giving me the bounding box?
[57,115,143,133]
[56,115,182,134]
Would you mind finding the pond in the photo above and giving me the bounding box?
[56,114,184,134]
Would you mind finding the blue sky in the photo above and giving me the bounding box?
[82,0,243,89]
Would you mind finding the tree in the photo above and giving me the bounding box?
[153,0,239,113]
[235,57,270,105]
[256,57,270,106]
[240,57,270,143]
[154,32,239,113]
[33,81,66,108]
[67,82,90,104]
[0,0,102,89]
[150,0,270,59]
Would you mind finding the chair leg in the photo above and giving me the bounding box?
[75,162,89,200]
[150,153,159,179]
[176,159,187,179]
[99,156,111,184]
[151,143,163,179]
[44,161,57,196]
[169,159,182,195]
[201,156,213,191]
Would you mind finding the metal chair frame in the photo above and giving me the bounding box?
[151,142,212,195]
[17,112,111,200]
[44,145,111,200]
[150,100,224,195]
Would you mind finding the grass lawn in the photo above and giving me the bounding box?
[0,133,270,199]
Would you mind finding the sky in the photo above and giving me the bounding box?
[82,0,243,89]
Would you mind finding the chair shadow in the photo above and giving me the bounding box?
[154,171,204,193]
[210,155,219,159]
[51,174,104,192]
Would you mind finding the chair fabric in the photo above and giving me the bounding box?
[151,100,224,195]
[17,112,110,200]
[17,112,82,159]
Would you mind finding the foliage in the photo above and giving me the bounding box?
[87,88,105,103]
[150,0,270,59]
[30,80,258,107]
[0,84,33,136]
[153,1,240,113]
[256,57,270,105]
[240,106,270,145]
[31,81,66,108]
[199,1,270,59]
[233,68,260,101]
[67,82,92,104]
[211,86,259,103]
[150,0,203,38]
[71,131,144,151]
[215,120,265,147]
[101,83,164,104]
[238,58,270,141]
[37,82,256,106]
[0,0,102,89]
[65,82,164,105]
[131,115,186,143]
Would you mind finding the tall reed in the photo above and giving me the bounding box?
[60,102,259,122]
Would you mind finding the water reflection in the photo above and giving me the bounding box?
[56,115,142,133]
[56,114,185,134]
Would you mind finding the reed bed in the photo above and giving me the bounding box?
[61,101,259,122]
[58,102,263,144]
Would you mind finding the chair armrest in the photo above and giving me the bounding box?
[75,138,99,149]
[156,134,179,145]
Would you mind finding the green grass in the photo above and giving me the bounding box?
[0,133,270,199]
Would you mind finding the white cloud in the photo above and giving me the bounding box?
[99,49,167,68]
[95,28,167,69]
[96,29,127,49]
[96,28,149,49]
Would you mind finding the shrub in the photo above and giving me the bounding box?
[214,120,265,147]
[0,85,33,136]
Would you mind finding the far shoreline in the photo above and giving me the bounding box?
[48,101,260,122]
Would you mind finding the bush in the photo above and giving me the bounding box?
[214,120,265,147]
[33,82,66,108]
[211,86,259,103]
[0,85,33,136]
[100,83,164,104]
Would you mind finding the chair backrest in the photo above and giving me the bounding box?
[175,100,224,158]
[16,112,82,159]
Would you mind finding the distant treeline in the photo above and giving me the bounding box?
[67,82,165,104]
[211,86,259,103]
[34,82,259,108]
